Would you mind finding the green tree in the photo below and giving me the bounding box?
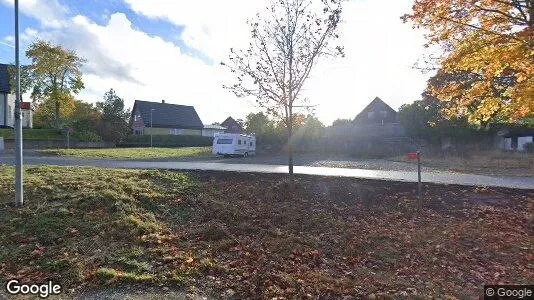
[66,100,102,141]
[223,0,345,185]
[245,112,284,149]
[7,65,33,95]
[398,94,484,144]
[301,115,325,140]
[33,94,76,129]
[96,89,130,143]
[398,96,444,141]
[24,40,85,129]
[331,118,352,127]
[245,112,271,135]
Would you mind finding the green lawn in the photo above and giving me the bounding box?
[0,128,65,140]
[0,166,201,288]
[40,146,212,159]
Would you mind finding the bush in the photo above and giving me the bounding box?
[347,139,419,158]
[0,128,65,140]
[71,131,103,142]
[119,135,213,147]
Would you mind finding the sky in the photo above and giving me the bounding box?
[0,0,433,126]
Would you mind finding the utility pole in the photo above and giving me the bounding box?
[14,0,24,207]
[150,108,155,148]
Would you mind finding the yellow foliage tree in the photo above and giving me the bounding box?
[33,93,76,129]
[24,40,85,129]
[404,0,534,125]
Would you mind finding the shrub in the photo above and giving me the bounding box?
[0,128,65,140]
[524,142,534,153]
[71,131,103,142]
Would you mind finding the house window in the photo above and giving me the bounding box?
[511,137,518,149]
[367,111,375,119]
[380,110,387,118]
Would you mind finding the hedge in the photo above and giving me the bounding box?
[119,135,213,147]
[0,128,65,140]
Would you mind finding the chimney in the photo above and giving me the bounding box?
[161,100,165,103]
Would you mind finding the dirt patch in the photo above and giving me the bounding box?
[179,171,533,299]
[468,192,511,206]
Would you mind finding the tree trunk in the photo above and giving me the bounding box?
[528,0,533,28]
[55,99,60,130]
[288,109,294,189]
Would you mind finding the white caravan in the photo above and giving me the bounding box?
[213,133,256,157]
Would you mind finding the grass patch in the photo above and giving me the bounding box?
[39,147,212,159]
[0,165,199,290]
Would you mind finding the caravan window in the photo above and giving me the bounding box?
[217,138,233,144]
[250,141,253,146]
[238,139,242,145]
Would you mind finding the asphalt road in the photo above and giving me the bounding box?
[1,155,533,189]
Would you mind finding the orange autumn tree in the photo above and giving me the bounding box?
[403,0,534,125]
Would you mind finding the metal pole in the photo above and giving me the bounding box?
[150,109,154,148]
[14,0,23,207]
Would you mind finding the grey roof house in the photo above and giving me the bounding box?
[131,100,204,135]
[353,97,398,125]
[221,117,244,133]
[328,97,405,138]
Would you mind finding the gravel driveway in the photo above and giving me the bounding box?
[204,153,438,172]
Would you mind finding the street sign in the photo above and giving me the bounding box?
[407,152,418,160]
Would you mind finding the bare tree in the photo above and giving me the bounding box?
[222,0,344,186]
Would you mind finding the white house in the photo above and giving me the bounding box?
[499,127,534,152]
[503,135,534,151]
[202,124,226,137]
[0,63,32,128]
